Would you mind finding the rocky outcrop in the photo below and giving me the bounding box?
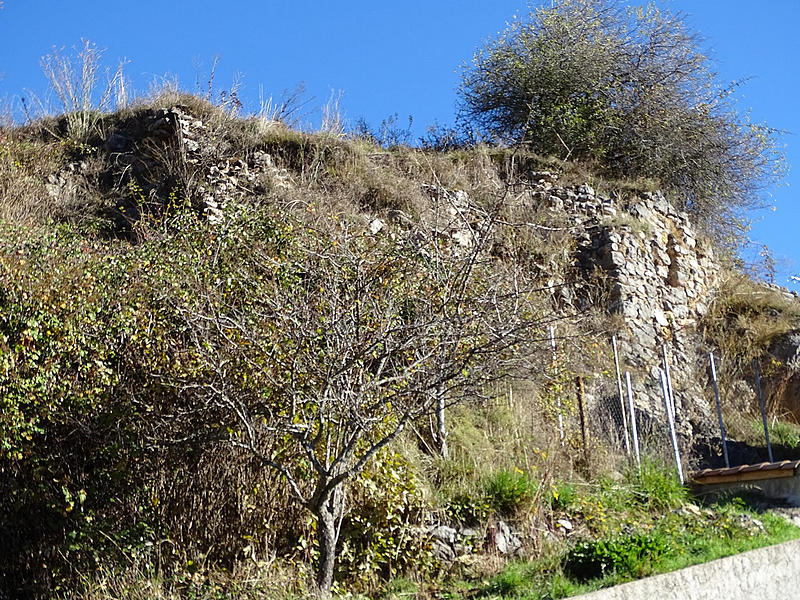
[519,178,722,447]
[373,172,724,451]
[566,187,720,441]
[426,521,522,562]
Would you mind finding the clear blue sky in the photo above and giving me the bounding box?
[0,1,797,288]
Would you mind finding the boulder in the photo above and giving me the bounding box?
[487,520,522,555]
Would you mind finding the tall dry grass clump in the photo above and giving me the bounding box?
[40,39,127,139]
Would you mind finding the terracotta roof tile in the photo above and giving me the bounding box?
[692,460,800,485]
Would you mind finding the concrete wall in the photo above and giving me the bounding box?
[571,539,800,600]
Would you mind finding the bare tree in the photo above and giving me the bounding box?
[152,200,546,596]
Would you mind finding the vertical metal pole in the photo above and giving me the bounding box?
[436,395,448,458]
[612,336,631,455]
[662,345,677,420]
[550,326,565,444]
[577,376,590,468]
[660,369,684,484]
[754,360,774,463]
[709,353,730,468]
[625,372,640,468]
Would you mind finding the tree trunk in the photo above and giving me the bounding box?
[313,490,342,598]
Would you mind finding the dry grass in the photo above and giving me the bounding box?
[703,271,800,377]
[40,39,126,140]
[0,129,68,224]
[702,271,800,434]
[64,559,310,600]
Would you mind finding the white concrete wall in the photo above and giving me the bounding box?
[571,539,800,600]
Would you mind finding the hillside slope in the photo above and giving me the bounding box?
[1,97,800,598]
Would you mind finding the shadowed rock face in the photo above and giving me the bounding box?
[769,331,800,371]
[765,330,800,421]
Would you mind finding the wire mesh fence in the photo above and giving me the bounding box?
[480,331,799,484]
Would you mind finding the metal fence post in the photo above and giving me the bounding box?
[709,352,730,468]
[625,371,640,467]
[612,336,631,455]
[662,345,676,419]
[550,326,565,444]
[754,360,774,463]
[660,369,684,484]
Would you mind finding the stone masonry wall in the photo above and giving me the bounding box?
[533,179,721,448]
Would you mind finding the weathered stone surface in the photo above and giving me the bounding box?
[768,331,800,371]
[426,524,486,561]
[369,218,386,235]
[487,520,522,555]
[544,182,723,442]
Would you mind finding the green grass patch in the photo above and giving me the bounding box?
[430,461,800,599]
[485,469,539,515]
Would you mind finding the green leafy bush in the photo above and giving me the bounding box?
[459,0,784,245]
[549,481,577,511]
[338,451,434,586]
[446,492,491,527]
[563,533,671,582]
[0,208,301,595]
[484,468,539,515]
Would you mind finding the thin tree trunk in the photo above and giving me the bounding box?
[314,504,336,597]
[313,488,343,598]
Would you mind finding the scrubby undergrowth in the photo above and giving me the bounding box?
[0,97,797,600]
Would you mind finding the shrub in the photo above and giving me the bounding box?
[445,491,491,526]
[702,272,800,377]
[563,533,671,582]
[40,39,126,139]
[549,481,577,511]
[485,468,539,515]
[459,0,784,246]
[338,451,433,587]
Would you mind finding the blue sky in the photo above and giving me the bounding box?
[0,1,797,287]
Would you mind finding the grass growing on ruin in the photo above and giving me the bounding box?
[702,272,800,381]
[423,460,800,600]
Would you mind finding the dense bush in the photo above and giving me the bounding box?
[0,214,304,596]
[484,468,539,515]
[459,0,784,245]
[0,175,551,596]
[563,533,671,582]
